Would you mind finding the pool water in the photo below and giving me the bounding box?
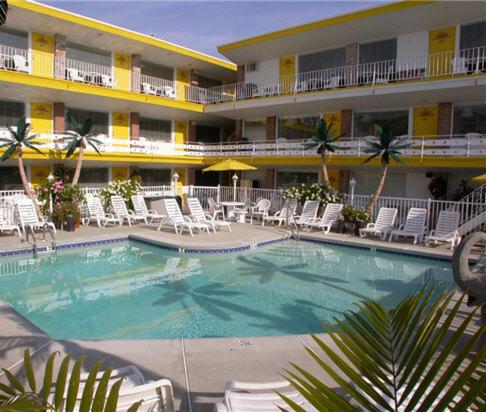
[0,240,452,339]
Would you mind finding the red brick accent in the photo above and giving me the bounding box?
[54,34,66,79]
[438,102,453,137]
[53,102,65,132]
[264,168,275,189]
[188,121,197,143]
[189,70,198,86]
[340,109,353,137]
[345,43,358,84]
[339,170,350,193]
[236,65,245,83]
[131,54,141,93]
[130,112,139,139]
[266,116,276,141]
[235,119,243,140]
[187,168,196,185]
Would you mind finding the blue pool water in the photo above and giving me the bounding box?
[0,240,452,339]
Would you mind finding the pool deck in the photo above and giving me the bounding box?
[0,222,479,412]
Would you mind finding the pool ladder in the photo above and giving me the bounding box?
[25,225,57,257]
[284,200,300,240]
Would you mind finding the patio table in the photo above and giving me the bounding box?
[219,201,245,220]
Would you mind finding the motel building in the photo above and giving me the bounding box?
[0,0,485,200]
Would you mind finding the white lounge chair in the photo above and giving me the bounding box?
[293,200,320,226]
[359,207,398,240]
[16,199,56,236]
[0,207,21,237]
[158,198,210,236]
[132,194,163,223]
[86,197,122,228]
[425,210,461,249]
[305,203,344,233]
[264,201,297,226]
[66,68,84,82]
[214,381,317,412]
[187,198,231,233]
[208,197,225,220]
[12,54,28,72]
[101,74,116,88]
[250,199,271,226]
[111,195,147,227]
[389,207,427,244]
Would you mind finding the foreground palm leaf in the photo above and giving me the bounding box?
[0,350,141,412]
[281,286,486,411]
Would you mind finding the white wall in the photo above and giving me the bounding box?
[405,172,431,199]
[245,58,279,84]
[397,31,428,66]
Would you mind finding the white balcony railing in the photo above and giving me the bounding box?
[139,74,177,99]
[202,46,486,104]
[62,58,115,87]
[0,45,29,72]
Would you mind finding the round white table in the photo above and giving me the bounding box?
[219,201,245,220]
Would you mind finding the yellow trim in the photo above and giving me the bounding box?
[0,70,204,113]
[218,1,432,52]
[9,0,236,71]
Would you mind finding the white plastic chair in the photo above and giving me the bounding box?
[67,68,84,82]
[163,86,176,98]
[208,197,225,220]
[158,198,210,236]
[12,55,28,72]
[305,203,344,233]
[389,207,427,244]
[187,198,231,232]
[86,197,122,228]
[16,199,56,236]
[111,195,147,227]
[214,381,317,412]
[425,211,461,249]
[101,74,116,88]
[250,199,271,226]
[359,207,398,240]
[293,200,320,226]
[0,206,21,237]
[141,82,157,95]
[131,194,163,223]
[264,200,297,226]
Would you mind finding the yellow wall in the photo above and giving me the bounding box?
[413,106,438,137]
[112,167,129,181]
[279,56,295,93]
[323,112,341,137]
[175,168,186,198]
[114,53,131,91]
[328,170,340,191]
[112,112,130,139]
[429,26,455,76]
[30,102,53,135]
[174,121,187,146]
[31,165,51,187]
[31,33,54,77]
[176,69,189,101]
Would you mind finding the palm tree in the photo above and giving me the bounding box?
[60,117,102,185]
[0,118,44,207]
[305,118,341,186]
[363,125,410,214]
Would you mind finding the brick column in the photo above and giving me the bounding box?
[345,43,358,85]
[438,102,453,137]
[189,69,198,86]
[53,102,65,132]
[340,109,353,137]
[131,54,141,93]
[187,168,196,185]
[339,170,350,194]
[188,121,197,143]
[264,169,275,189]
[130,112,139,139]
[54,34,66,79]
[266,116,277,141]
[236,65,245,83]
[235,119,243,140]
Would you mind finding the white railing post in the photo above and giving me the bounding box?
[216,184,220,204]
[426,198,432,232]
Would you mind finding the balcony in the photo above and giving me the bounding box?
[0,45,29,72]
[202,46,486,104]
[139,74,177,99]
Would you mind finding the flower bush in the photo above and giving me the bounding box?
[282,183,344,211]
[99,179,141,210]
[36,178,84,215]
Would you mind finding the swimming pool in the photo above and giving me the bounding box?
[0,240,452,339]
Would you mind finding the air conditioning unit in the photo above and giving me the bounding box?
[246,62,257,72]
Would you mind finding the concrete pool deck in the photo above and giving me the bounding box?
[1,222,475,412]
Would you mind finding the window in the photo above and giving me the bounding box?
[0,167,22,190]
[0,100,25,127]
[276,171,318,188]
[460,21,486,50]
[453,104,486,134]
[243,119,266,141]
[196,125,220,144]
[139,117,172,141]
[0,27,28,49]
[354,110,409,137]
[359,38,397,64]
[278,116,320,140]
[66,43,111,67]
[78,168,108,187]
[137,169,171,186]
[65,108,109,135]
[140,61,173,81]
[197,74,222,89]
[298,47,346,73]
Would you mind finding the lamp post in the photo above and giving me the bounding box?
[232,173,239,202]
[349,177,357,207]
[172,171,179,195]
[47,173,54,214]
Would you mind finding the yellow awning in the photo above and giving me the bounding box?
[203,159,257,172]
[472,173,486,183]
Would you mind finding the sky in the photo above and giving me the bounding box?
[40,1,386,60]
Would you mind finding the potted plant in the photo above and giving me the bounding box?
[52,201,80,232]
[342,206,371,235]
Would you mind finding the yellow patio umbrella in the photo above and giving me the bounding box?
[472,173,486,183]
[203,159,257,201]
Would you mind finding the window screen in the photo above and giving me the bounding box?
[140,61,173,81]
[276,171,318,188]
[197,74,222,89]
[460,21,486,49]
[359,39,397,64]
[137,169,171,186]
[0,167,22,190]
[196,125,220,143]
[78,168,108,186]
[453,104,486,134]
[298,47,346,73]
[354,110,409,137]
[139,117,172,141]
[0,100,25,127]
[65,108,109,135]
[244,119,266,141]
[66,42,111,67]
[0,27,28,49]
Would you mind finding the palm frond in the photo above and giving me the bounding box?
[24,143,45,157]
[0,145,17,162]
[362,152,381,164]
[86,140,102,156]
